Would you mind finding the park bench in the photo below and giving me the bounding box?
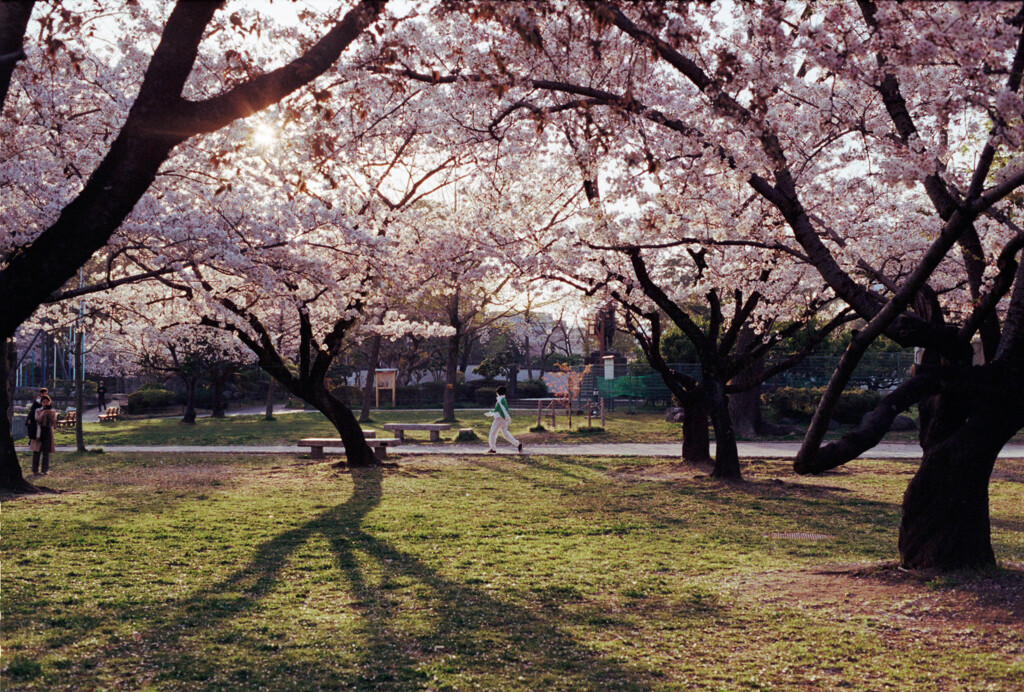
[298,431,401,460]
[98,406,121,422]
[381,423,451,442]
[57,410,77,428]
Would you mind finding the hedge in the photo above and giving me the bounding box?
[127,387,176,413]
[763,386,881,424]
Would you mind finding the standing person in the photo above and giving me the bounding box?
[485,386,523,454]
[25,386,46,443]
[31,394,58,475]
[96,381,107,411]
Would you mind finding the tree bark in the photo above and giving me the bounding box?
[181,377,197,425]
[0,1,35,109]
[264,377,275,421]
[0,338,35,492]
[359,334,382,423]
[441,328,461,423]
[899,393,1021,570]
[681,396,711,463]
[706,378,742,479]
[210,365,229,418]
[74,330,85,452]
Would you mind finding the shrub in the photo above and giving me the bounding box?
[419,381,447,404]
[516,379,549,398]
[127,387,175,413]
[330,385,363,407]
[463,378,503,405]
[396,385,420,406]
[763,386,881,424]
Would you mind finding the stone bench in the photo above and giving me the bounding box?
[381,423,451,442]
[297,435,399,460]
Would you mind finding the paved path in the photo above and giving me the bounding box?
[17,441,1024,459]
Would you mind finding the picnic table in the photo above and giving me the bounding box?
[381,423,451,442]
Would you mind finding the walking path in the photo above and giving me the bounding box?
[18,441,1024,459]
[49,405,1024,459]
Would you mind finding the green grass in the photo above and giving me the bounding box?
[21,409,692,447]
[3,453,1022,690]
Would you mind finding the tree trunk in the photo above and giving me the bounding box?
[681,396,712,463]
[728,334,764,439]
[442,329,460,423]
[317,388,378,467]
[181,377,197,425]
[707,378,742,480]
[0,338,34,493]
[210,367,227,418]
[264,376,275,421]
[74,330,86,452]
[359,334,381,423]
[898,393,1020,569]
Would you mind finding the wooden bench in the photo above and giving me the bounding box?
[57,410,78,428]
[98,406,121,422]
[382,423,451,442]
[297,435,399,460]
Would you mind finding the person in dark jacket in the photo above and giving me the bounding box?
[25,387,47,443]
[31,395,58,475]
[97,381,107,410]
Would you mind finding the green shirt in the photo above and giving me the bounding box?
[490,395,510,421]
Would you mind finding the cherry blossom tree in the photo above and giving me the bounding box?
[1,0,390,489]
[427,0,1024,567]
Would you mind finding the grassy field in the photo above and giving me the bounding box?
[19,407,931,448]
[3,452,1022,690]
[22,409,694,447]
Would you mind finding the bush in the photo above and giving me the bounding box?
[475,387,499,406]
[463,378,503,404]
[330,385,363,407]
[516,379,549,398]
[419,381,447,405]
[763,386,881,424]
[127,387,175,413]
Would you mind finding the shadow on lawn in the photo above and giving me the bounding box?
[111,466,661,690]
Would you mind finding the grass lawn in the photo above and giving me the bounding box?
[21,407,936,448]
[27,409,693,448]
[3,452,1022,690]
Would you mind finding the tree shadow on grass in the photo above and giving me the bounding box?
[93,466,663,690]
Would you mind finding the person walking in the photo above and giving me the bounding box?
[485,386,523,454]
[96,381,107,411]
[31,394,58,475]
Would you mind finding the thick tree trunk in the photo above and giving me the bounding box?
[706,379,742,480]
[0,338,35,493]
[210,367,228,418]
[681,397,711,463]
[441,329,460,423]
[728,336,764,439]
[181,378,197,425]
[898,394,1020,569]
[359,334,381,423]
[317,389,378,467]
[728,386,762,439]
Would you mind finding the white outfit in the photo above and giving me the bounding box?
[486,395,520,450]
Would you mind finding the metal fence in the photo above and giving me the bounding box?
[559,351,914,408]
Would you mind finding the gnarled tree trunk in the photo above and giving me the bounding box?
[899,389,1021,570]
[1,338,35,493]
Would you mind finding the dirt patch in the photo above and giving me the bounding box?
[610,461,712,482]
[742,564,1024,641]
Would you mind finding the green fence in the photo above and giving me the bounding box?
[570,351,913,407]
